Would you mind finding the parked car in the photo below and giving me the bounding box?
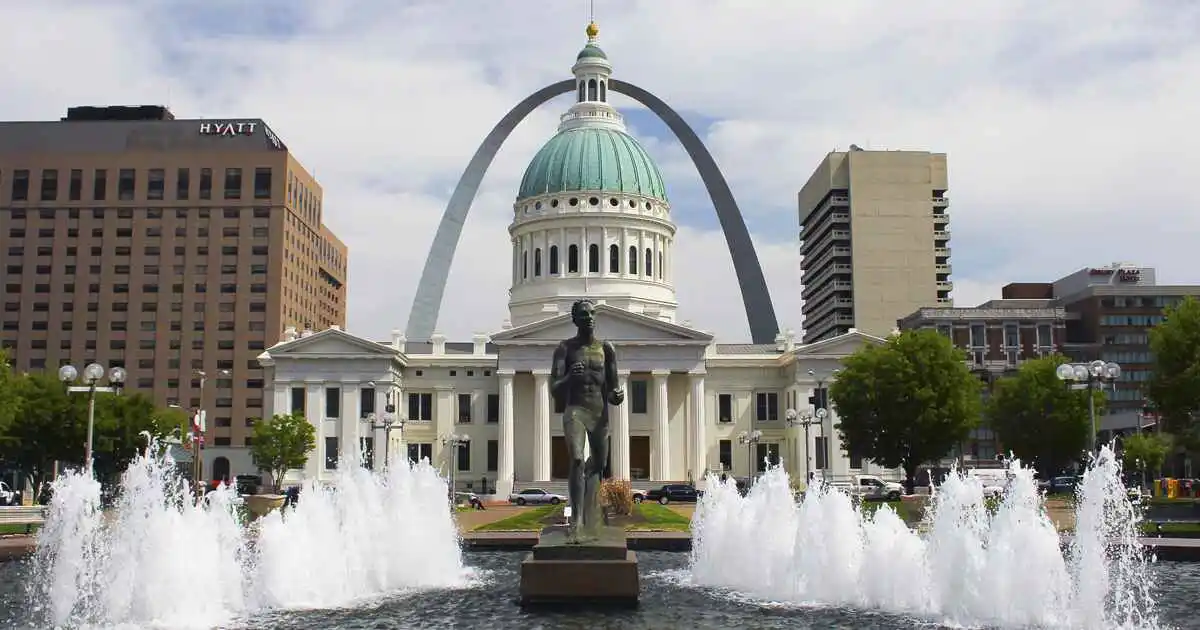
[234,475,262,495]
[644,484,701,505]
[1047,476,1080,495]
[631,488,647,503]
[0,481,19,506]
[509,488,566,506]
[834,475,904,501]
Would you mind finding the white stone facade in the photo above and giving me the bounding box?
[255,312,900,495]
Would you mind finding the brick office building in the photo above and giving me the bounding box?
[0,105,348,463]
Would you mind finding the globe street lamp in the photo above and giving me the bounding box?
[786,407,828,481]
[737,429,764,480]
[441,433,471,500]
[1056,360,1121,454]
[58,363,126,474]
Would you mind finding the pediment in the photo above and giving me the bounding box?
[269,328,398,358]
[491,305,713,345]
[793,330,887,358]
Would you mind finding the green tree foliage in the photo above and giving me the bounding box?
[249,412,316,492]
[0,373,87,487]
[1147,296,1200,443]
[90,392,182,482]
[985,355,1103,478]
[0,350,21,443]
[1121,432,1172,482]
[829,329,983,493]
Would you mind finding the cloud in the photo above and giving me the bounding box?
[2,0,1197,343]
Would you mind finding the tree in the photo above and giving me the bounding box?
[0,350,21,446]
[0,373,88,489]
[1147,296,1200,444]
[829,329,983,493]
[249,412,316,492]
[985,355,1103,478]
[90,393,184,483]
[1121,432,1172,485]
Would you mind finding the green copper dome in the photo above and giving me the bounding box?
[577,43,607,60]
[517,126,668,202]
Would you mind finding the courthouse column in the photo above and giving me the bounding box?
[496,370,516,498]
[689,372,707,484]
[612,371,631,480]
[533,370,552,481]
[652,370,670,480]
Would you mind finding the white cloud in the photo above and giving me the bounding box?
[2,0,1197,342]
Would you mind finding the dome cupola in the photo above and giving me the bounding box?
[506,21,678,328]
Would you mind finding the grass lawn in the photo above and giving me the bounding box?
[470,503,693,532]
[0,523,39,535]
[859,500,925,525]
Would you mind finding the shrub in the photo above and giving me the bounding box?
[600,478,634,516]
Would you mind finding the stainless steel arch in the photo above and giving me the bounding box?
[405,79,781,344]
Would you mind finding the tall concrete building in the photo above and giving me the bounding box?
[797,148,951,343]
[0,105,348,452]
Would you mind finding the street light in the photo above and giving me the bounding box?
[737,429,764,480]
[363,385,406,470]
[807,369,838,478]
[58,362,126,474]
[786,407,828,481]
[441,433,471,499]
[1056,360,1121,454]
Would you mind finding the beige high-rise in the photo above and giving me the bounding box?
[797,148,951,343]
[0,106,348,448]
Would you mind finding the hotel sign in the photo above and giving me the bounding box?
[1087,267,1141,283]
[198,121,257,136]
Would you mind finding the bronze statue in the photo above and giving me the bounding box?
[551,299,624,542]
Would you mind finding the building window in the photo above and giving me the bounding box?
[40,169,58,201]
[534,248,542,276]
[1004,324,1019,348]
[718,394,733,423]
[117,169,135,200]
[755,392,779,421]
[487,440,499,471]
[92,169,106,201]
[814,436,829,470]
[549,245,559,275]
[567,244,579,273]
[719,439,732,471]
[199,168,212,199]
[1037,324,1053,349]
[589,244,600,273]
[408,442,433,465]
[849,450,864,470]
[522,251,528,279]
[253,167,272,199]
[10,170,29,201]
[360,387,375,415]
[458,393,472,423]
[969,324,986,348]
[408,392,433,421]
[176,168,190,200]
[325,387,341,418]
[457,441,471,471]
[628,246,638,275]
[360,437,375,470]
[608,244,619,273]
[224,168,242,199]
[68,169,82,201]
[325,437,338,470]
[487,394,499,423]
[147,169,165,200]
[630,380,648,414]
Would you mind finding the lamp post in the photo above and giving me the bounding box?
[807,369,838,479]
[785,407,827,481]
[362,386,406,470]
[737,429,764,480]
[1056,360,1121,454]
[441,433,471,500]
[190,368,230,495]
[58,362,126,474]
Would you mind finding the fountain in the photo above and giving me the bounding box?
[23,446,468,629]
[691,446,1162,628]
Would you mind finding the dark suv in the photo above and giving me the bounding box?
[643,484,701,505]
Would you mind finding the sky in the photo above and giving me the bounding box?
[4,0,1198,342]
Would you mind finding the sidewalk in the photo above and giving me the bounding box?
[0,536,35,561]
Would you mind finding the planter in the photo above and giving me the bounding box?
[244,494,286,520]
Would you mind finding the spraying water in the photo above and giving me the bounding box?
[691,447,1161,629]
[27,445,468,629]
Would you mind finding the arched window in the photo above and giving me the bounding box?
[522,251,528,279]
[589,244,600,273]
[599,81,607,102]
[578,81,585,102]
[645,248,653,276]
[212,456,231,483]
[628,245,638,275]
[608,244,619,273]
[658,251,664,278]
[568,244,579,273]
[549,245,559,275]
[587,79,597,101]
[534,248,542,276]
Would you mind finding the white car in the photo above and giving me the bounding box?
[0,481,19,506]
[508,488,567,506]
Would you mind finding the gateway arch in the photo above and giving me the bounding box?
[406,78,780,345]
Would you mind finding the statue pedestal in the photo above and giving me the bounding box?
[243,494,286,520]
[519,525,639,607]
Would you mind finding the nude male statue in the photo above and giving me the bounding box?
[550,299,624,542]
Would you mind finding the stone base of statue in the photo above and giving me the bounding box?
[519,524,639,608]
